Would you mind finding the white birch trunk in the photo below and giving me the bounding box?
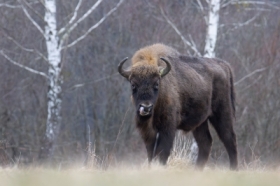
[204,0,221,58]
[37,0,123,161]
[2,0,123,162]
[40,0,62,159]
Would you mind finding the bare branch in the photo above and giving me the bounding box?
[160,7,202,56]
[0,50,48,78]
[239,74,262,92]
[58,0,83,35]
[62,0,124,49]
[60,0,103,41]
[234,67,267,85]
[188,34,199,52]
[196,0,204,11]
[4,33,48,62]
[0,3,20,8]
[221,0,236,7]
[195,0,208,23]
[68,0,83,25]
[22,0,45,22]
[220,13,259,28]
[219,13,259,37]
[242,8,273,12]
[222,0,280,9]
[65,73,119,92]
[19,0,45,36]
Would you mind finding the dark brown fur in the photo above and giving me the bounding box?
[119,43,238,170]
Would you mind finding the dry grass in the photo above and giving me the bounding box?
[0,166,280,186]
[1,153,280,186]
[1,132,279,186]
[1,151,279,186]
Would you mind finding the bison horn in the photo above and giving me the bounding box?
[118,57,130,79]
[159,57,171,77]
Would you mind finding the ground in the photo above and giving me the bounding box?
[1,166,280,186]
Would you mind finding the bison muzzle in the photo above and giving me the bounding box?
[118,43,238,170]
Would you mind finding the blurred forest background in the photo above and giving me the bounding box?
[0,0,279,168]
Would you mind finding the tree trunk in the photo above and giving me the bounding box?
[39,0,62,162]
[204,0,220,58]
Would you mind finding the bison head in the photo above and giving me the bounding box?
[118,57,171,118]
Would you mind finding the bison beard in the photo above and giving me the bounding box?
[118,43,238,170]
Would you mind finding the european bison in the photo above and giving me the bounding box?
[118,43,238,170]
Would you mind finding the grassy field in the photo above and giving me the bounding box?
[1,166,280,186]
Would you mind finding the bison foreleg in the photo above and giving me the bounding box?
[144,130,175,165]
[155,130,175,165]
[143,133,157,164]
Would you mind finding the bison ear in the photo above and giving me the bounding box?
[118,57,131,79]
[159,57,171,77]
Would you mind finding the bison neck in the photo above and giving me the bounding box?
[136,116,156,140]
[136,115,153,129]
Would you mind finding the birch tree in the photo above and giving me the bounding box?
[1,0,124,162]
[204,0,221,58]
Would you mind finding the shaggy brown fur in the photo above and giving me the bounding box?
[118,43,238,170]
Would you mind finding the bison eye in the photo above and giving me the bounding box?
[154,82,159,90]
[131,84,137,91]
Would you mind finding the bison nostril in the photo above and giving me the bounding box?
[144,107,150,112]
[139,104,153,116]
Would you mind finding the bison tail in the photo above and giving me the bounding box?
[229,67,236,118]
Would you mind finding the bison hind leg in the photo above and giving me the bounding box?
[209,114,238,170]
[192,120,213,170]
